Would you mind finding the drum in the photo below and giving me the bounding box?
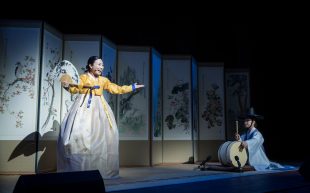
[218,141,248,168]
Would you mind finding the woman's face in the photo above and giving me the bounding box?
[89,59,104,77]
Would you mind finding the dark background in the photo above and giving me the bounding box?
[1,6,307,161]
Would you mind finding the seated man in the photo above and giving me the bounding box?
[235,107,283,171]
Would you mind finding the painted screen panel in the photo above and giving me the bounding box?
[0,27,40,140]
[102,39,117,113]
[117,50,149,140]
[225,70,250,140]
[191,59,199,141]
[152,50,162,140]
[39,29,63,139]
[199,66,225,140]
[163,59,192,140]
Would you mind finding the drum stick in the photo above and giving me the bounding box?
[236,120,239,134]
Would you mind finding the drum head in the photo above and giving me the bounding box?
[228,141,247,167]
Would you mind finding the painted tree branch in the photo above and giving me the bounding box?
[40,80,55,132]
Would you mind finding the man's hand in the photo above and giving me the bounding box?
[235,133,241,141]
[241,141,248,149]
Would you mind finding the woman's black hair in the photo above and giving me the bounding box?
[85,56,100,72]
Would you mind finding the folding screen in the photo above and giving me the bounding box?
[162,55,195,163]
[37,23,63,172]
[0,20,41,173]
[198,63,225,161]
[151,49,163,165]
[117,46,149,140]
[191,58,199,162]
[199,63,225,140]
[225,69,250,140]
[117,46,150,166]
[163,57,192,140]
[39,24,63,137]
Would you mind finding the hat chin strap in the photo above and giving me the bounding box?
[250,120,255,128]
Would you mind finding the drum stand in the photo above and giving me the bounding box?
[233,166,243,172]
[198,156,212,171]
[197,155,246,172]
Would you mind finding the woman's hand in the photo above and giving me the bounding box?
[61,81,70,88]
[134,83,145,89]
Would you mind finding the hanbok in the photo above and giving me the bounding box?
[57,73,134,179]
[240,127,284,171]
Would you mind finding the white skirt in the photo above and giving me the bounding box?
[57,94,119,179]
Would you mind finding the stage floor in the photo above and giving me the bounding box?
[105,163,298,192]
[0,162,306,193]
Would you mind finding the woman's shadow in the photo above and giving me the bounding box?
[8,120,60,172]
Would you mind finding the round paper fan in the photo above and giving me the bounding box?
[49,60,80,85]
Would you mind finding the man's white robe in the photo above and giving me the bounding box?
[240,127,283,171]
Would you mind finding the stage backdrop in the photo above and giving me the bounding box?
[0,20,41,173]
[162,55,196,163]
[225,69,250,140]
[198,63,225,162]
[62,35,101,119]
